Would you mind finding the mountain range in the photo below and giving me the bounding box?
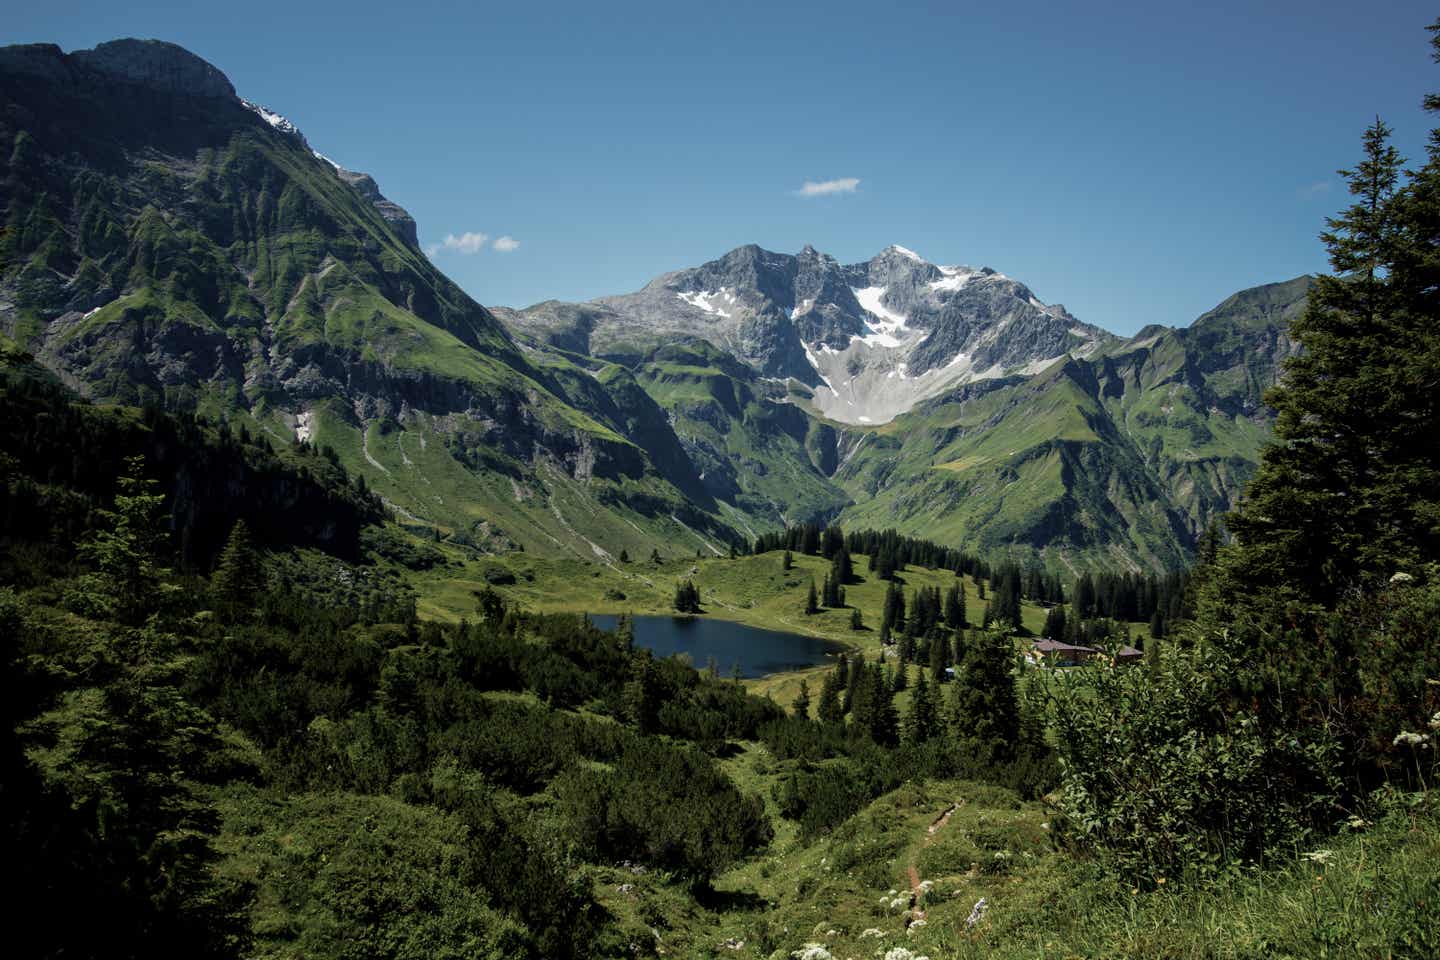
[0,39,1310,573]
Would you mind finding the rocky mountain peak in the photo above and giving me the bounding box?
[509,242,1117,425]
[71,38,236,99]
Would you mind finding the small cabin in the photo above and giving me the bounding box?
[1031,638,1100,666]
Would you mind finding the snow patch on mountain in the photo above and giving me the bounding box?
[930,266,975,292]
[677,288,736,318]
[241,98,301,137]
[851,286,911,348]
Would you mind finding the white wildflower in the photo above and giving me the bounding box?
[884,949,930,960]
[965,897,990,929]
[1390,571,1415,583]
[790,944,833,960]
[906,918,928,934]
[1301,849,1335,866]
[1394,731,1432,748]
[859,928,887,939]
[1429,712,1440,732]
[1347,816,1371,831]
[889,896,910,911]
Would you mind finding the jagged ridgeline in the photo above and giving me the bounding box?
[1,39,1309,572]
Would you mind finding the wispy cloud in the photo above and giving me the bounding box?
[426,231,489,257]
[796,177,861,197]
[1302,180,1332,196]
[492,235,520,252]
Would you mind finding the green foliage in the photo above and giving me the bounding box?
[1048,639,1347,882]
[554,737,773,887]
[949,630,1020,769]
[212,519,263,621]
[218,789,531,960]
[8,593,250,957]
[73,456,173,623]
[673,578,701,613]
[905,670,939,744]
[1216,116,1439,610]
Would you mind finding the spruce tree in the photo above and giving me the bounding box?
[1217,115,1437,609]
[212,518,263,621]
[949,630,1020,768]
[906,671,938,744]
[805,578,819,615]
[850,607,863,630]
[817,672,843,724]
[76,456,171,625]
[944,583,965,629]
[1042,605,1067,641]
[929,630,949,682]
[792,679,811,718]
[624,652,658,733]
[869,663,899,746]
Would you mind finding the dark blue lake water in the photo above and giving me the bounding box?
[587,614,844,679]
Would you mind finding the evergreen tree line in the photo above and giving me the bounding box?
[1070,568,1191,630]
[752,524,985,582]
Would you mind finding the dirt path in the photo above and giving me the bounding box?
[907,801,961,920]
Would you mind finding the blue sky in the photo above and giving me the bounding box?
[9,0,1440,333]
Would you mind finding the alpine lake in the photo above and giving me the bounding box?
[587,614,844,679]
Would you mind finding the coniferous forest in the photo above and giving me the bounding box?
[4,17,1440,960]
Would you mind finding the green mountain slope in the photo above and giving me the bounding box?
[0,39,743,560]
[627,340,851,533]
[829,278,1308,572]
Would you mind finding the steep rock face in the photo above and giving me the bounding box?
[71,38,237,99]
[507,243,1113,425]
[330,166,420,248]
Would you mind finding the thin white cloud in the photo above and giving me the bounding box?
[1303,180,1331,196]
[426,231,489,257]
[493,235,520,252]
[796,177,861,197]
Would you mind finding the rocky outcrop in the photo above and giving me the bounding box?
[334,167,420,248]
[72,38,237,99]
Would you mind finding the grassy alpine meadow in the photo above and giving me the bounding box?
[402,542,1106,710]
